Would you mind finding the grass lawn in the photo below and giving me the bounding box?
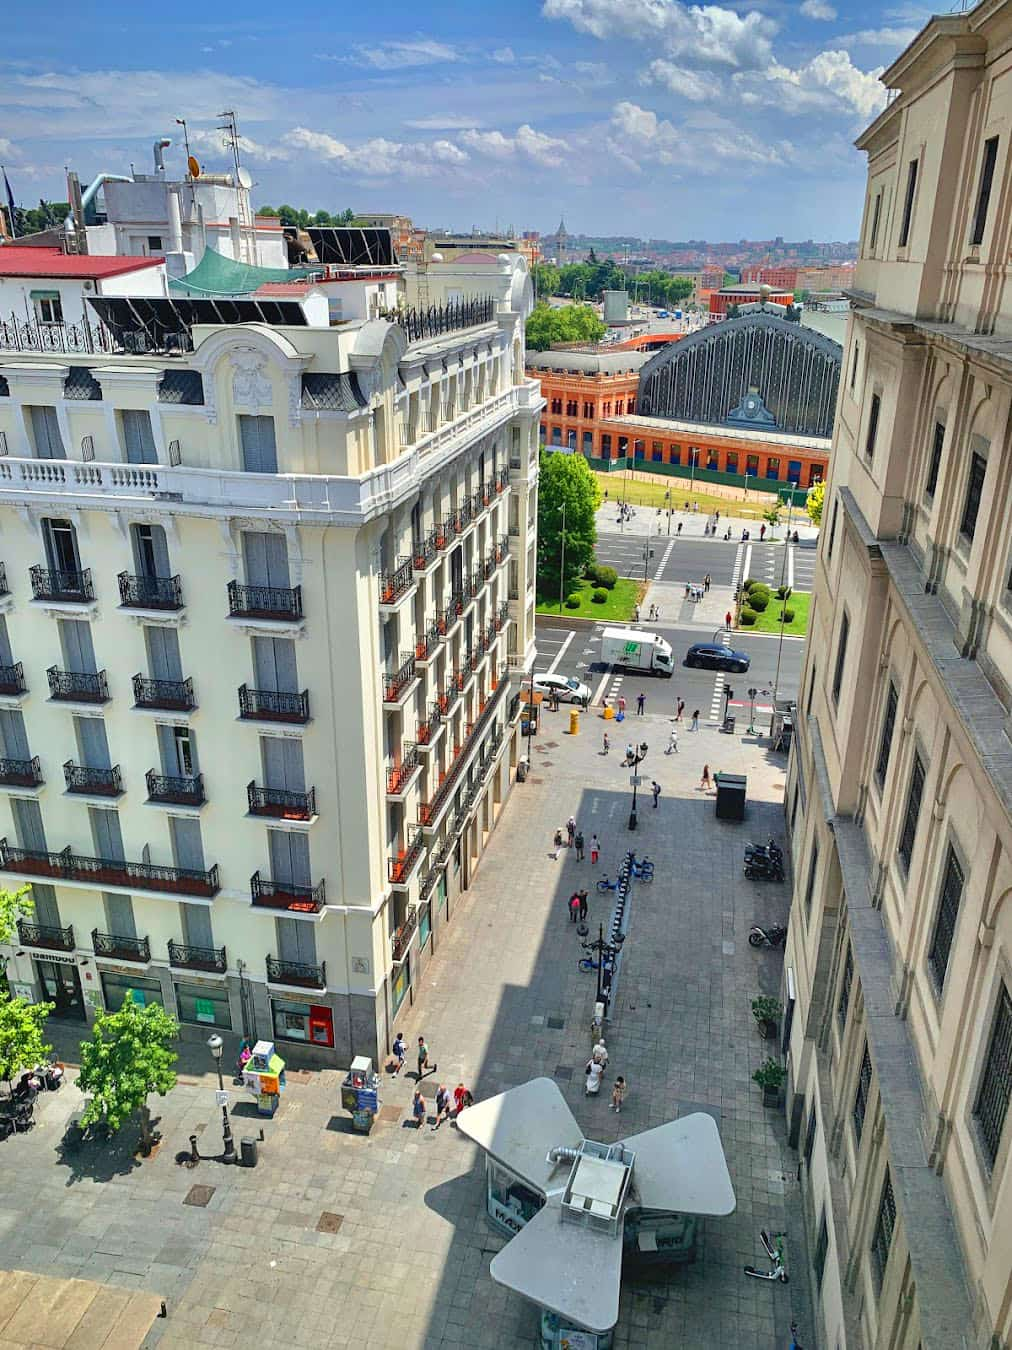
[741,590,811,637]
[593,471,778,523]
[537,576,643,621]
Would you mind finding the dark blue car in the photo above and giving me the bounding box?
[684,643,751,673]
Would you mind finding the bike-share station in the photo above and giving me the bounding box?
[458,1078,736,1349]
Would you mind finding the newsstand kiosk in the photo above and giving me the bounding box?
[241,1040,287,1118]
[341,1056,380,1133]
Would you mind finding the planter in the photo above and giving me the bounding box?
[759,1018,778,1041]
[762,1085,780,1108]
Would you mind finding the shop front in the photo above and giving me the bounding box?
[35,956,86,1021]
[175,980,233,1030]
[270,995,334,1049]
[100,971,164,1011]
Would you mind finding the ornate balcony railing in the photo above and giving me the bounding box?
[417,703,442,745]
[30,565,94,603]
[387,744,420,796]
[379,558,414,607]
[17,918,75,952]
[496,465,509,491]
[382,653,417,704]
[0,312,190,357]
[238,685,310,724]
[0,755,42,787]
[391,905,419,962]
[0,661,26,696]
[228,580,303,621]
[495,599,510,631]
[266,956,326,988]
[437,680,460,717]
[47,667,109,703]
[412,534,438,572]
[388,828,425,885]
[92,929,151,963]
[168,939,227,974]
[117,572,183,610]
[415,622,441,662]
[447,588,465,621]
[482,551,496,582]
[469,569,484,600]
[250,871,326,914]
[419,864,439,905]
[64,762,122,796]
[434,520,453,551]
[247,782,316,820]
[382,295,495,343]
[0,839,219,897]
[133,674,195,711]
[495,535,510,564]
[146,769,205,806]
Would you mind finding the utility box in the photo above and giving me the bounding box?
[714,773,746,821]
[602,289,630,323]
[240,1136,259,1168]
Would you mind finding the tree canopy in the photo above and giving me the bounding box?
[526,302,606,351]
[0,992,52,1087]
[0,884,33,973]
[537,450,601,598]
[806,479,826,527]
[256,205,356,228]
[11,200,71,237]
[77,996,179,1148]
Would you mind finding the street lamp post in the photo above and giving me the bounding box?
[207,1033,237,1164]
[557,500,567,616]
[689,448,698,505]
[772,492,796,711]
[627,741,648,831]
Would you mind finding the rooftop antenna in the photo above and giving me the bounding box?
[217,109,255,263]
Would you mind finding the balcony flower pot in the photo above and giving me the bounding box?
[751,996,783,1042]
[752,1058,786,1108]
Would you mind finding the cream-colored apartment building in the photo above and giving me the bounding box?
[785,3,1012,1347]
[0,251,541,1067]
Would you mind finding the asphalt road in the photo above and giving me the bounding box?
[594,530,819,596]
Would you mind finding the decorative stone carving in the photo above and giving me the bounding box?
[288,375,303,430]
[231,349,273,412]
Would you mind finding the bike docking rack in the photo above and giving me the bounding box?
[602,850,636,1019]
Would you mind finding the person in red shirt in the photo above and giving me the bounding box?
[453,1083,474,1121]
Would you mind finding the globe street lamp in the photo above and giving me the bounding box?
[627,741,648,831]
[207,1032,237,1164]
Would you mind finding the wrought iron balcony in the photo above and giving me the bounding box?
[0,756,42,787]
[438,679,460,717]
[382,653,417,705]
[47,667,109,703]
[391,905,418,962]
[495,535,509,564]
[17,918,75,952]
[469,569,484,599]
[266,955,326,989]
[30,565,94,603]
[483,551,496,582]
[228,580,303,622]
[388,828,425,886]
[386,744,419,797]
[496,465,509,491]
[64,762,123,796]
[415,622,441,662]
[447,588,465,621]
[92,929,151,963]
[168,939,227,974]
[250,870,326,914]
[379,558,414,608]
[0,838,220,897]
[146,769,205,806]
[417,703,442,747]
[0,661,26,696]
[434,520,453,551]
[247,782,316,820]
[133,674,195,711]
[238,684,310,724]
[412,534,438,572]
[117,572,183,611]
[495,599,510,631]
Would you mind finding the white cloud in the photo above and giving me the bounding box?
[355,39,460,70]
[800,0,836,19]
[460,123,569,166]
[606,100,791,173]
[735,50,887,121]
[404,116,485,131]
[0,138,15,159]
[492,46,516,63]
[188,126,289,163]
[840,26,917,48]
[281,126,469,177]
[645,59,713,100]
[281,127,349,161]
[543,0,776,70]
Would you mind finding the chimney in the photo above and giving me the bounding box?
[153,138,171,176]
[229,216,241,260]
[66,171,87,256]
[166,187,183,254]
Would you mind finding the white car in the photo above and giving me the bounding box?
[531,674,591,706]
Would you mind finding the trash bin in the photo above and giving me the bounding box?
[517,757,528,783]
[603,704,614,720]
[569,709,579,736]
[240,1136,259,1168]
[714,772,746,821]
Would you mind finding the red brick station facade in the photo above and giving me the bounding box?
[527,312,839,495]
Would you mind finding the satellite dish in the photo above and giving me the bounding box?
[237,167,253,189]
[188,156,201,179]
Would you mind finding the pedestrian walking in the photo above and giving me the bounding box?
[417,1036,435,1080]
[602,731,610,755]
[725,610,732,630]
[552,827,564,860]
[700,764,712,791]
[760,523,766,541]
[704,573,711,593]
[618,695,626,716]
[578,889,589,922]
[636,692,646,715]
[676,698,685,721]
[677,521,683,535]
[566,815,577,846]
[391,1031,407,1076]
[611,1076,627,1113]
[453,1082,473,1120]
[624,742,634,765]
[651,780,660,808]
[667,728,678,754]
[590,834,600,865]
[634,605,641,623]
[569,892,581,923]
[432,1084,452,1130]
[412,1089,427,1128]
[691,709,700,731]
[575,830,585,861]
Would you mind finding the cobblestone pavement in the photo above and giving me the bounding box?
[0,717,813,1350]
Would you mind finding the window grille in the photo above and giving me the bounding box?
[927,845,964,991]
[814,1211,829,1289]
[838,944,853,1030]
[897,752,925,873]
[853,1041,872,1143]
[870,1168,896,1291]
[974,984,1012,1172]
[875,682,898,789]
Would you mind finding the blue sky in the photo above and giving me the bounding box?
[1,0,935,240]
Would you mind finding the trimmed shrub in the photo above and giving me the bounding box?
[781,608,795,623]
[776,585,788,599]
[739,607,757,626]
[565,592,581,609]
[749,593,770,613]
[594,565,618,590]
[748,580,771,596]
[584,562,602,585]
[741,577,756,591]
[591,587,608,604]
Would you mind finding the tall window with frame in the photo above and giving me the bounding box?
[831,611,849,706]
[899,158,918,248]
[870,1168,896,1292]
[970,136,999,247]
[925,421,945,498]
[814,1211,829,1290]
[875,681,898,790]
[927,844,965,992]
[806,661,817,717]
[853,1041,872,1144]
[826,499,839,559]
[974,983,1012,1173]
[869,192,882,252]
[897,751,925,873]
[804,842,820,919]
[865,394,881,461]
[838,942,854,1031]
[960,451,987,542]
[850,341,860,391]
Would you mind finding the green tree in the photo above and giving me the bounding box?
[537,450,601,602]
[526,301,605,351]
[0,884,33,973]
[77,997,179,1151]
[0,992,53,1088]
[256,205,279,218]
[806,479,826,527]
[532,263,560,298]
[762,505,782,537]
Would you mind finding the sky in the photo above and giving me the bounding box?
[1,0,938,241]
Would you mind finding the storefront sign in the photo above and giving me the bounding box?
[215,1090,229,1107]
[35,952,77,966]
[10,982,34,1003]
[195,998,216,1024]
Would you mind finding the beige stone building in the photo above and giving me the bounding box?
[784,3,1012,1348]
[0,251,541,1068]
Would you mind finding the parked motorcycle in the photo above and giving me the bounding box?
[744,838,785,882]
[749,924,788,949]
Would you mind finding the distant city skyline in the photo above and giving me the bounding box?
[1,0,934,238]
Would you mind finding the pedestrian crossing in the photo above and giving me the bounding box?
[709,540,747,724]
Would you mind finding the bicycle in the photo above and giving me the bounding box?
[789,1322,804,1350]
[744,1228,788,1282]
[597,875,621,892]
[578,949,616,974]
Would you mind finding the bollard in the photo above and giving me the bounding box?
[569,708,580,736]
[603,704,614,720]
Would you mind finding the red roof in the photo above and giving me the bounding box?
[0,247,164,280]
[254,282,315,297]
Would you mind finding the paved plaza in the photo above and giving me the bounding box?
[0,716,813,1349]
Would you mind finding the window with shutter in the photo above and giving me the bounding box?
[43,519,81,573]
[89,808,125,861]
[74,716,112,769]
[974,984,1012,1172]
[58,620,97,674]
[145,626,183,682]
[170,817,205,872]
[29,883,60,928]
[131,524,171,578]
[253,637,298,693]
[276,917,317,966]
[121,409,158,464]
[0,617,12,668]
[103,893,137,939]
[0,710,31,761]
[269,829,311,886]
[261,737,305,792]
[239,415,278,473]
[180,901,214,951]
[243,531,290,589]
[29,406,66,459]
[12,798,46,852]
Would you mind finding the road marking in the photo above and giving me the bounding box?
[591,667,612,707]
[546,632,574,675]
[787,543,795,591]
[654,537,675,581]
[741,542,753,589]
